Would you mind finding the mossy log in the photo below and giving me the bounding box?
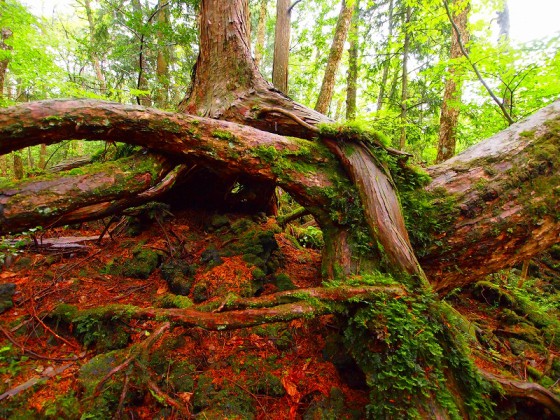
[0,152,186,234]
[423,101,560,291]
[1,100,559,290]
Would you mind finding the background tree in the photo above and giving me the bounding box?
[436,0,470,163]
[315,0,355,115]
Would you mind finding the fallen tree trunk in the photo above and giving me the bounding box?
[422,101,560,291]
[0,152,185,234]
[1,100,558,289]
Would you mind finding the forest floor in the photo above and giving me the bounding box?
[0,206,559,419]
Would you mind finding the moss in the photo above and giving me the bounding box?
[249,372,285,397]
[79,350,125,418]
[211,129,237,142]
[122,248,160,279]
[344,293,494,419]
[193,374,254,418]
[155,293,193,309]
[318,121,389,147]
[303,387,362,420]
[519,129,536,138]
[192,281,209,303]
[274,273,295,291]
[252,323,293,350]
[161,259,195,295]
[206,214,230,231]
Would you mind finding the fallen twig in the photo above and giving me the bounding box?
[0,363,74,401]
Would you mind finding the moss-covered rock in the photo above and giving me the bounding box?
[161,259,195,295]
[155,293,193,309]
[192,281,209,303]
[124,248,160,279]
[274,273,295,291]
[104,247,161,279]
[0,282,16,314]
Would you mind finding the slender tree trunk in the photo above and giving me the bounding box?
[436,0,470,163]
[12,151,23,180]
[38,144,47,169]
[376,0,394,112]
[26,147,34,170]
[315,0,355,115]
[132,0,152,107]
[155,0,170,108]
[399,6,412,150]
[83,0,107,94]
[0,22,13,100]
[254,0,268,68]
[345,0,360,120]
[272,0,291,93]
[0,154,7,176]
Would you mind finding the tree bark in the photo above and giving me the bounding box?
[254,0,268,69]
[83,0,107,94]
[131,0,152,107]
[399,5,412,150]
[424,100,560,291]
[315,0,355,115]
[1,99,559,291]
[0,153,183,234]
[155,0,170,108]
[179,0,327,140]
[345,0,360,120]
[272,0,291,93]
[376,0,394,112]
[436,0,470,163]
[12,151,23,180]
[0,23,13,99]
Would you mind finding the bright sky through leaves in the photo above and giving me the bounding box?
[24,0,560,44]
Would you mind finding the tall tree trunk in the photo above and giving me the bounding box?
[12,151,23,180]
[38,144,47,169]
[131,0,152,107]
[83,0,107,94]
[399,5,412,150]
[436,0,470,163]
[376,0,394,112]
[26,147,34,170]
[0,21,13,100]
[254,0,268,68]
[272,0,291,93]
[0,154,6,176]
[155,0,170,108]
[345,0,360,120]
[315,0,355,115]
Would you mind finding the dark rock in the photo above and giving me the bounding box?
[0,283,16,314]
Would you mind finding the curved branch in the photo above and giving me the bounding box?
[480,369,560,416]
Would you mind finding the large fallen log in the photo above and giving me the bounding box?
[1,100,559,290]
[0,153,185,234]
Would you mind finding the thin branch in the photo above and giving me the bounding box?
[288,0,304,13]
[442,0,515,125]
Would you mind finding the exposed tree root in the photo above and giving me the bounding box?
[480,369,560,416]
[55,285,405,331]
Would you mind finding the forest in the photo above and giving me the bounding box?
[0,0,559,418]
